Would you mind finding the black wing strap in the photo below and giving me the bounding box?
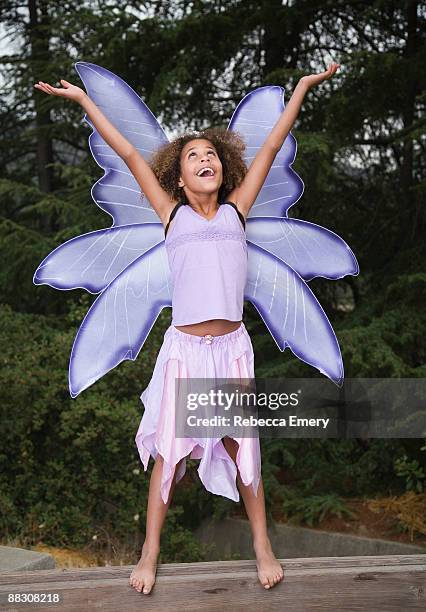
[224,201,246,230]
[165,202,186,237]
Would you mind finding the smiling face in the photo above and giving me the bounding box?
[178,139,223,199]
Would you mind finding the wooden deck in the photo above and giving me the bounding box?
[0,554,425,611]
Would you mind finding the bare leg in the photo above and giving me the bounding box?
[129,454,182,594]
[222,436,284,589]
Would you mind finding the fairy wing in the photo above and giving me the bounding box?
[228,85,303,218]
[33,62,173,397]
[227,84,359,279]
[69,243,173,398]
[33,223,165,293]
[34,62,171,294]
[228,86,359,383]
[245,217,359,281]
[244,244,343,386]
[74,61,168,227]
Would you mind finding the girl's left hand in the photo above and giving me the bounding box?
[301,63,340,89]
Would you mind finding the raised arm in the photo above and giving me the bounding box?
[227,62,340,217]
[34,79,174,225]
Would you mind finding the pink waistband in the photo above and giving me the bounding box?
[167,322,246,344]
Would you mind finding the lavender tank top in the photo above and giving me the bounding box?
[164,202,247,326]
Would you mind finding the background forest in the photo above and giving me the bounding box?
[0,0,425,564]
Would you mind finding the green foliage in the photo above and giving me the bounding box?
[394,453,425,493]
[0,303,208,560]
[158,507,207,563]
[282,490,357,527]
[261,437,410,499]
[0,166,106,314]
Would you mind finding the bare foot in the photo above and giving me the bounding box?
[129,543,159,595]
[254,538,284,589]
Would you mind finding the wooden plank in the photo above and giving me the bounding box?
[0,555,424,611]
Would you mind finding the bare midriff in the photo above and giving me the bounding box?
[174,319,242,337]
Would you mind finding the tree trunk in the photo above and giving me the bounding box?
[28,0,54,193]
[401,0,418,241]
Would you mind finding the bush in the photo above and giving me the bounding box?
[0,302,207,561]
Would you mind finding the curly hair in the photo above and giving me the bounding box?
[149,128,247,203]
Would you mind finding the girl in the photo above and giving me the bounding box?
[34,61,340,595]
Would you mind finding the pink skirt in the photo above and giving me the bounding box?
[135,322,261,504]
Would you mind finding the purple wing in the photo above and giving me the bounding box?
[228,86,303,218]
[229,85,359,383]
[33,223,165,293]
[69,242,172,398]
[34,63,169,295]
[33,62,173,398]
[75,61,168,227]
[244,243,344,386]
[246,217,359,281]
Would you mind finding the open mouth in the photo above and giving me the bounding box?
[196,167,215,178]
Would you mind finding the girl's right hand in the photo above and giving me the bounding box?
[34,79,86,104]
